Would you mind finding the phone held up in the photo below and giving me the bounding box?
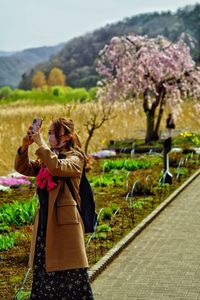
[32,118,43,132]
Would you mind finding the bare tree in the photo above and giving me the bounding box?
[83,101,115,154]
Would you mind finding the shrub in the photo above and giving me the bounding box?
[65,88,90,102]
[0,86,96,103]
[0,86,13,99]
[88,87,97,99]
[52,86,65,97]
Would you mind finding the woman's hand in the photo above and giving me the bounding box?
[31,131,46,147]
[21,126,34,152]
[20,126,46,152]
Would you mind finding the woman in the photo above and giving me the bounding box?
[14,118,94,300]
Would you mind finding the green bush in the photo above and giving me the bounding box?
[52,86,65,97]
[88,87,97,99]
[65,88,90,102]
[0,86,13,99]
[0,86,95,104]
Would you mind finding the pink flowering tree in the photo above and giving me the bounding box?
[97,34,200,144]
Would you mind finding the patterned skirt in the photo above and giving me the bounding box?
[30,223,94,300]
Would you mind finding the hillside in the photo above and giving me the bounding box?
[0,44,64,88]
[0,51,16,57]
[1,4,200,89]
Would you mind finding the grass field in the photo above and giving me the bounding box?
[0,99,199,176]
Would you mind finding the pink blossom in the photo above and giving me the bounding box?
[96,34,200,142]
[0,177,31,187]
[97,33,200,117]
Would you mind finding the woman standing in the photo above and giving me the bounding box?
[14,118,94,300]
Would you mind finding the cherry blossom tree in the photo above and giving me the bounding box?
[97,34,200,144]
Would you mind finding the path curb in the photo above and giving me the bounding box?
[89,168,200,282]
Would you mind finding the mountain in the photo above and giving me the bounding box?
[0,51,16,57]
[0,44,64,88]
[2,4,200,89]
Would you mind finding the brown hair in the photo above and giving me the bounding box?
[51,118,86,159]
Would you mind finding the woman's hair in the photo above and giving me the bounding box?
[51,118,86,159]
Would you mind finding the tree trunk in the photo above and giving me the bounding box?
[154,106,164,140]
[145,110,155,144]
[154,89,166,139]
[143,88,160,144]
[84,129,94,155]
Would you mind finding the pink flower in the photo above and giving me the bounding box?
[0,177,31,187]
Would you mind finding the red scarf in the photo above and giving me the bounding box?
[36,166,58,191]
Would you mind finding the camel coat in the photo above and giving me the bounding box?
[14,145,89,272]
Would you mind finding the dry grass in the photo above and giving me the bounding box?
[0,100,199,176]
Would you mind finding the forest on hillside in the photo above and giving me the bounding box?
[1,4,199,89]
[0,44,64,88]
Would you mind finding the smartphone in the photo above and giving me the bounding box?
[32,118,43,132]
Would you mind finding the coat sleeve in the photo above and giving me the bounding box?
[14,147,40,177]
[35,145,84,177]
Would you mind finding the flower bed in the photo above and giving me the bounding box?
[0,151,199,299]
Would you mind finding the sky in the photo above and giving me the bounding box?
[0,0,199,52]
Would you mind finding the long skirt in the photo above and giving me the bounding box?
[30,223,94,300]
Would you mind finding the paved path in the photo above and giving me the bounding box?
[92,174,200,300]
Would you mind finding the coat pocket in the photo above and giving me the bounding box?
[56,203,79,225]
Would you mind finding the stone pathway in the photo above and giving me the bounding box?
[92,174,200,300]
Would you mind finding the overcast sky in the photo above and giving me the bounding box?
[0,0,199,52]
